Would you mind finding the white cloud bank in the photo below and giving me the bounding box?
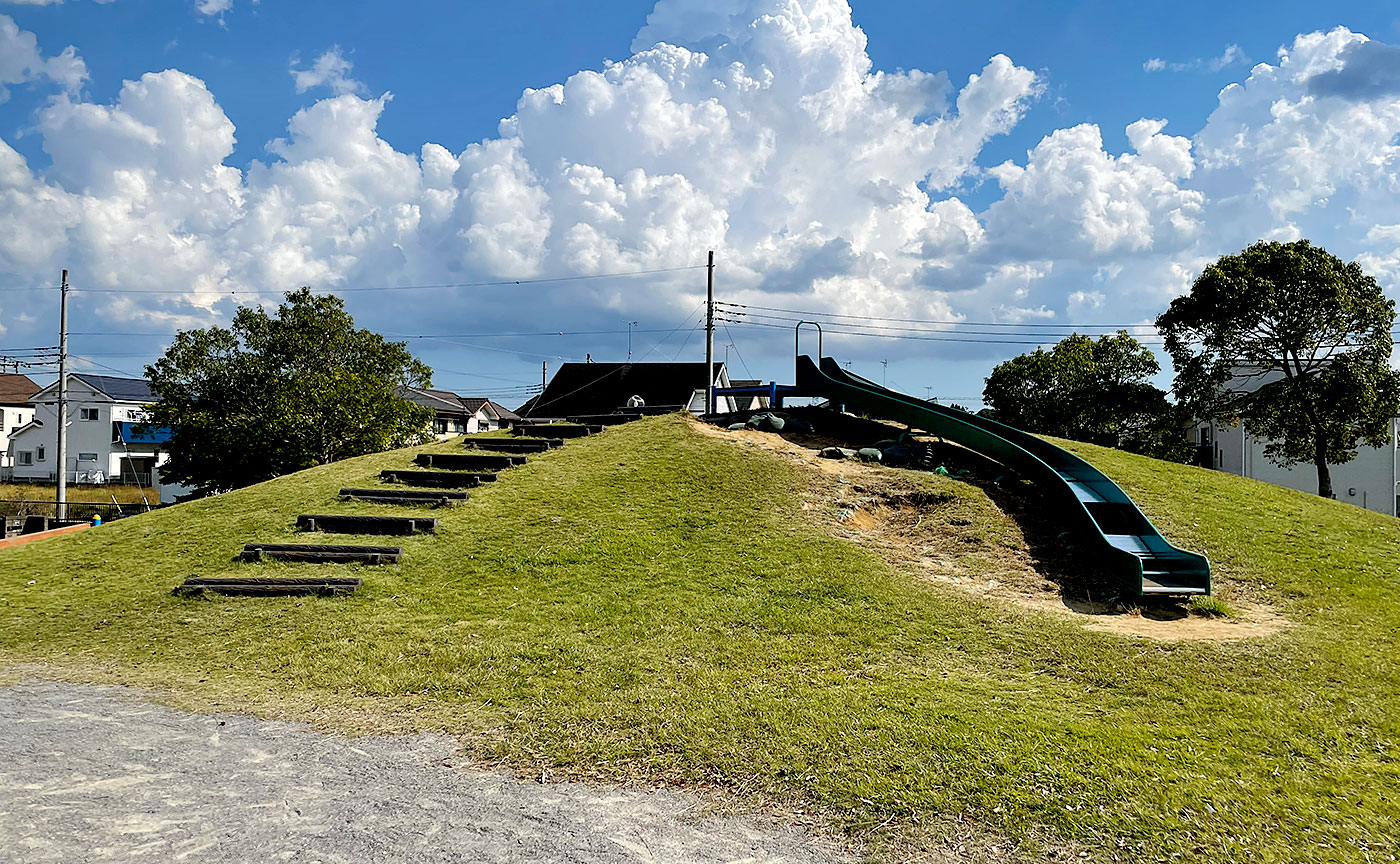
[1,3,1400,365]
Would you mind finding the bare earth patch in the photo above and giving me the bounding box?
[691,417,1288,642]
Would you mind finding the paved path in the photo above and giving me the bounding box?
[0,681,855,864]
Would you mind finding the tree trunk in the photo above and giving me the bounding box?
[1315,437,1333,499]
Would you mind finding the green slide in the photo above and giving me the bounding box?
[798,355,1211,597]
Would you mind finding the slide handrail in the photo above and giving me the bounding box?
[797,354,1210,597]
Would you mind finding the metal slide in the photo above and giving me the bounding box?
[796,353,1211,597]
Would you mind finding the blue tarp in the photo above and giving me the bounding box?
[115,422,173,445]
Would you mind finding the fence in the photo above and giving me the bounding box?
[0,499,153,524]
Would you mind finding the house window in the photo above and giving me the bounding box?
[78,452,99,462]
[36,445,45,462]
[17,451,32,466]
[80,407,100,421]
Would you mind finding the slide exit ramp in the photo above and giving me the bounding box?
[796,353,1210,598]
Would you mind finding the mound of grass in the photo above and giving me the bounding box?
[1,416,1397,862]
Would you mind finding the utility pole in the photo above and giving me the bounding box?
[704,250,715,415]
[627,321,638,360]
[56,269,69,522]
[881,359,888,388]
[541,361,547,392]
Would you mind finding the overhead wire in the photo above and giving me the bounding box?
[57,264,706,295]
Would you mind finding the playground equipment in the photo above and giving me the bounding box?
[787,324,1211,598]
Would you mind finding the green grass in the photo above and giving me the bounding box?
[0,483,150,504]
[1,416,1397,862]
[1189,595,1237,618]
[0,482,154,520]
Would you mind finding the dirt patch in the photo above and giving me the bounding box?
[693,416,1288,642]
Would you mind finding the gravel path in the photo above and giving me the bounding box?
[0,680,855,864]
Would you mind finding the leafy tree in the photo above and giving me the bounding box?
[145,288,435,496]
[1156,240,1400,498]
[982,331,1192,461]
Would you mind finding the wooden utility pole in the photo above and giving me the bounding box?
[56,269,69,522]
[705,250,715,415]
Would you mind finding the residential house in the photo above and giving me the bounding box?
[0,373,39,478]
[5,374,189,502]
[400,387,520,439]
[1194,364,1399,516]
[518,362,736,418]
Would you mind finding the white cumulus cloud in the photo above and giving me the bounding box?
[0,6,1399,377]
[290,46,365,96]
[0,14,87,102]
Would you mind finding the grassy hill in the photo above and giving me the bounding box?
[1,415,1396,861]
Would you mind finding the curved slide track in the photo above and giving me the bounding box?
[796,355,1210,598]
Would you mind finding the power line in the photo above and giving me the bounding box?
[64,265,706,295]
[716,318,1143,346]
[715,301,1153,329]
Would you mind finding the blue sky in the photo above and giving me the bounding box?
[3,0,1400,404]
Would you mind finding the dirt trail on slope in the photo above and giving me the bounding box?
[692,418,1287,642]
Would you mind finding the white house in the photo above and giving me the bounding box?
[399,387,521,439]
[6,374,189,503]
[1193,364,1399,516]
[0,373,39,477]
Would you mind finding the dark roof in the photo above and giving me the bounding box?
[0,373,39,404]
[75,374,153,401]
[523,362,724,418]
[486,400,521,421]
[729,379,763,388]
[459,397,489,414]
[399,386,470,413]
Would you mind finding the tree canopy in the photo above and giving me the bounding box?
[1156,239,1400,498]
[145,288,435,496]
[981,331,1191,461]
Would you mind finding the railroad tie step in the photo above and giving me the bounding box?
[175,575,363,597]
[379,469,494,488]
[339,493,460,507]
[465,438,563,453]
[513,423,601,438]
[296,514,437,535]
[414,452,525,471]
[339,487,469,501]
[565,413,642,426]
[240,543,403,565]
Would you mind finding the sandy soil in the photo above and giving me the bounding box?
[0,679,860,864]
[693,417,1287,642]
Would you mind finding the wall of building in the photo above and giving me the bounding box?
[1203,419,1398,516]
[1,404,35,470]
[7,381,171,498]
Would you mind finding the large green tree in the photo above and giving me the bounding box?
[1156,240,1400,498]
[981,331,1192,461]
[145,288,434,496]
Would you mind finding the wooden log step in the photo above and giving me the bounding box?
[339,494,459,508]
[379,469,494,488]
[339,487,469,501]
[566,413,642,425]
[514,423,602,438]
[175,575,362,597]
[241,543,402,564]
[415,452,525,471]
[465,438,563,453]
[296,514,437,535]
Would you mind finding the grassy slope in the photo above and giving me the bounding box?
[0,416,1396,862]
